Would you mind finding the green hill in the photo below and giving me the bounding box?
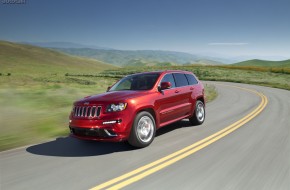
[233,59,290,68]
[0,41,117,75]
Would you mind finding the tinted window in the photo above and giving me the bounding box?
[160,74,176,88]
[173,73,189,87]
[109,73,160,91]
[185,74,198,85]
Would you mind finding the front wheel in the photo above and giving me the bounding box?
[128,111,156,148]
[189,100,205,125]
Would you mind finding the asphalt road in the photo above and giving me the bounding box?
[1,82,289,190]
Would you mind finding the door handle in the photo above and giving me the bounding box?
[175,90,180,93]
[190,87,194,90]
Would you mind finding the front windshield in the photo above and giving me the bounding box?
[109,73,160,91]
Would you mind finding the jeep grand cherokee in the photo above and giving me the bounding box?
[69,70,205,148]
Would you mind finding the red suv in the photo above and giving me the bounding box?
[69,70,205,147]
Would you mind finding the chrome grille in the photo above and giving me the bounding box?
[73,106,101,118]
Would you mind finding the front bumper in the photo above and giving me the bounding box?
[69,127,126,142]
[69,114,132,142]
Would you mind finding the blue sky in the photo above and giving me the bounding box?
[0,0,289,58]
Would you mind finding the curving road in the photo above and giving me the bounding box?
[0,82,289,190]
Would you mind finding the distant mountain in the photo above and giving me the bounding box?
[124,59,177,67]
[51,48,224,66]
[185,59,223,66]
[195,53,290,63]
[21,42,113,50]
[230,55,290,63]
[0,41,117,74]
[233,59,290,68]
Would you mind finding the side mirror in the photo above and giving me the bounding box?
[107,86,111,92]
[159,82,171,91]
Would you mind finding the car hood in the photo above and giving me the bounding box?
[75,90,150,105]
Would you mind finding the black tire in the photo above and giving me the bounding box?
[128,111,156,148]
[189,100,205,125]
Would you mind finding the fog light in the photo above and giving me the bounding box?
[103,120,117,125]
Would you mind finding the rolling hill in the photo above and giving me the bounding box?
[233,59,290,68]
[0,41,117,75]
[51,48,224,66]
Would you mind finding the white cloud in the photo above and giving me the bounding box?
[208,42,249,46]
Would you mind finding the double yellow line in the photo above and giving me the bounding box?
[90,85,268,190]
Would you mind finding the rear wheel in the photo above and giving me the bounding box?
[189,100,205,125]
[128,111,156,148]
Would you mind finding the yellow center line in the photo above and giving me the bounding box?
[90,85,268,190]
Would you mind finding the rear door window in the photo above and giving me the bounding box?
[185,74,198,85]
[173,73,189,87]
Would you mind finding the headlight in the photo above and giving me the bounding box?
[106,103,127,112]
